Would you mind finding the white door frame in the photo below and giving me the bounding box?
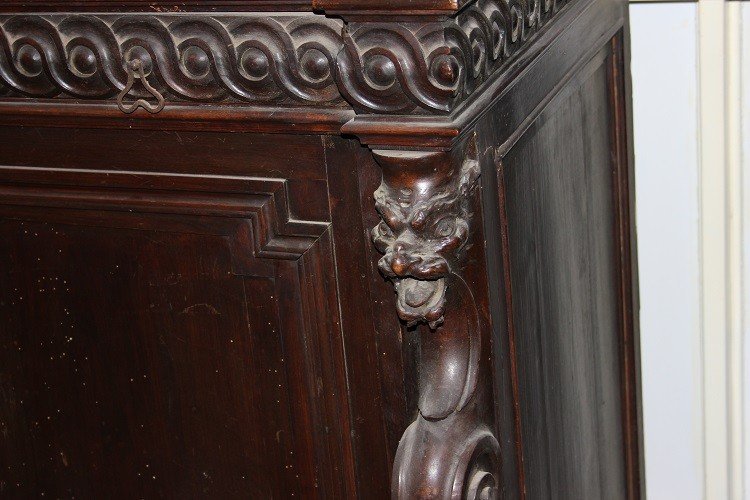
[698,1,745,498]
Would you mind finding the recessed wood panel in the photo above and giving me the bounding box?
[0,162,351,498]
[499,48,627,499]
[2,223,282,497]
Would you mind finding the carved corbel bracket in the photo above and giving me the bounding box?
[372,145,479,328]
[371,138,501,499]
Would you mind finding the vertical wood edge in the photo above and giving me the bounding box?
[608,26,645,500]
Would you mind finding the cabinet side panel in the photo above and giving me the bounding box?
[500,48,627,499]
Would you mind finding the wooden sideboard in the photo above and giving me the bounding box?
[0,0,643,498]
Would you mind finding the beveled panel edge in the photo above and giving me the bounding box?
[0,165,329,261]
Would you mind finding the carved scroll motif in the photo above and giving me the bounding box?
[371,140,501,500]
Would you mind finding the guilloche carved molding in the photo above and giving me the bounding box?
[0,14,347,107]
[339,0,569,114]
[371,139,501,499]
[0,0,571,115]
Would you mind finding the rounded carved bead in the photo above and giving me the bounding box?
[240,47,269,79]
[15,44,42,77]
[299,48,329,81]
[124,46,153,76]
[181,45,210,78]
[69,45,97,76]
[431,54,460,87]
[365,54,396,87]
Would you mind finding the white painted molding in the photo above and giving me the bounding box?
[698,0,745,498]
[697,1,727,497]
[742,4,750,498]
[725,4,744,499]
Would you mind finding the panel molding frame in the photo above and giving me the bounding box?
[0,164,356,498]
[0,166,328,264]
[476,24,642,499]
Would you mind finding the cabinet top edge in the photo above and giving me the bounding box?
[0,0,621,150]
[0,1,313,14]
[0,0,469,16]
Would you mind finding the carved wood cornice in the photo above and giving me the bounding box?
[3,0,460,15]
[338,0,569,114]
[0,0,571,127]
[0,14,347,107]
[0,1,315,13]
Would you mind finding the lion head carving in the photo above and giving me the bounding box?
[372,155,480,329]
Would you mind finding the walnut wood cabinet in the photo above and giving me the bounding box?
[0,0,643,498]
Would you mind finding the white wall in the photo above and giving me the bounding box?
[630,4,703,499]
[743,3,750,496]
[631,2,750,498]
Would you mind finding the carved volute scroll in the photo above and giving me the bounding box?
[371,138,501,499]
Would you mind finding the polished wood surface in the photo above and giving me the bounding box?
[501,45,626,498]
[0,0,643,498]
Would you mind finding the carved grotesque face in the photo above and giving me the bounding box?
[372,159,479,329]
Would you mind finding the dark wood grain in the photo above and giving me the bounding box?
[0,132,354,498]
[0,222,349,497]
[324,136,396,499]
[496,43,631,499]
